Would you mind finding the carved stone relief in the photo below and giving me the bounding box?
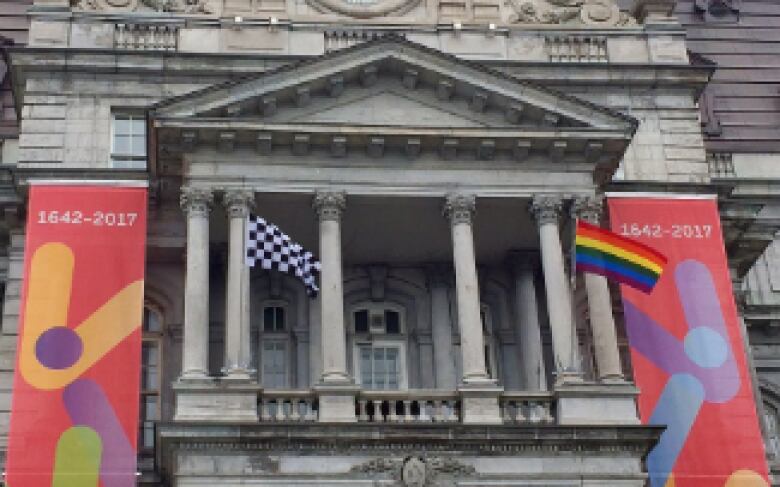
[350,456,477,486]
[506,0,636,25]
[71,0,212,14]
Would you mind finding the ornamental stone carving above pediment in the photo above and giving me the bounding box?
[506,0,636,26]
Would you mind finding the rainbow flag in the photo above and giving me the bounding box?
[575,220,667,293]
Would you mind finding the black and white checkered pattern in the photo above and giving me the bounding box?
[245,215,321,297]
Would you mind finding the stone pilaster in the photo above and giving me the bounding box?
[508,250,547,391]
[427,264,457,390]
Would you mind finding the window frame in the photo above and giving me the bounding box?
[353,339,408,390]
[139,304,163,453]
[110,111,147,169]
[259,301,292,389]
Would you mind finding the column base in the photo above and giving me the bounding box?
[222,367,255,382]
[174,380,261,423]
[179,369,211,381]
[555,381,640,425]
[458,381,503,425]
[314,383,360,423]
[554,369,585,386]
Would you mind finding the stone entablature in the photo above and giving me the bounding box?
[27,17,690,66]
[60,0,648,27]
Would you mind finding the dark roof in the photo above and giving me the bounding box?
[0,0,32,139]
[677,0,780,154]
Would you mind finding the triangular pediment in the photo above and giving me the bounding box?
[291,91,488,128]
[152,36,636,134]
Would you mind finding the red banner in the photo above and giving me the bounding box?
[608,195,769,487]
[6,184,147,487]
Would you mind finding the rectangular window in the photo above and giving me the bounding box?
[358,344,400,390]
[262,340,288,389]
[263,306,286,332]
[111,113,146,169]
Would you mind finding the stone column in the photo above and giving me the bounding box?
[223,190,255,380]
[444,194,491,385]
[530,195,580,383]
[312,192,357,423]
[428,265,457,390]
[313,191,350,384]
[180,188,213,380]
[573,197,623,381]
[444,194,502,424]
[508,251,547,391]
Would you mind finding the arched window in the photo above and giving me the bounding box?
[260,301,291,389]
[352,302,407,390]
[139,305,163,452]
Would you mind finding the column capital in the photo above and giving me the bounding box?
[571,196,603,224]
[180,187,213,217]
[313,191,346,221]
[507,250,540,273]
[443,193,476,225]
[530,195,563,226]
[223,190,255,219]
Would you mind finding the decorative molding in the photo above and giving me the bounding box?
[443,193,476,226]
[349,456,476,486]
[507,0,635,26]
[530,195,563,226]
[306,0,421,20]
[180,187,213,217]
[72,0,211,13]
[313,191,346,222]
[571,196,602,224]
[223,190,255,219]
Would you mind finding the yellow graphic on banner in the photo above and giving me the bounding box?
[19,242,144,390]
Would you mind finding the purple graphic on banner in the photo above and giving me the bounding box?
[35,326,83,370]
[623,259,741,487]
[63,378,136,487]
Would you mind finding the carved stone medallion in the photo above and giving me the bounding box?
[306,0,420,19]
[402,457,427,487]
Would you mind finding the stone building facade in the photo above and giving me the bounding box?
[0,0,777,484]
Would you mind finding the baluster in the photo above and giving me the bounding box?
[418,401,429,422]
[358,399,368,421]
[372,400,383,422]
[443,400,453,422]
[388,400,398,422]
[260,399,270,421]
[290,398,301,422]
[305,399,317,421]
[501,400,511,423]
[403,400,413,422]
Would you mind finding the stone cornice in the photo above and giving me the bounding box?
[158,422,663,455]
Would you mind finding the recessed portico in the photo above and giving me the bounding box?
[155,37,638,426]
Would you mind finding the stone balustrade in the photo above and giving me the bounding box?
[545,35,607,63]
[356,390,460,423]
[500,391,555,424]
[259,390,318,422]
[115,23,179,51]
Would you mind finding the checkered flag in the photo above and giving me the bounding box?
[245,215,321,297]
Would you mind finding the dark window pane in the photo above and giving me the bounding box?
[276,306,285,331]
[354,310,369,333]
[264,307,275,332]
[385,310,400,334]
